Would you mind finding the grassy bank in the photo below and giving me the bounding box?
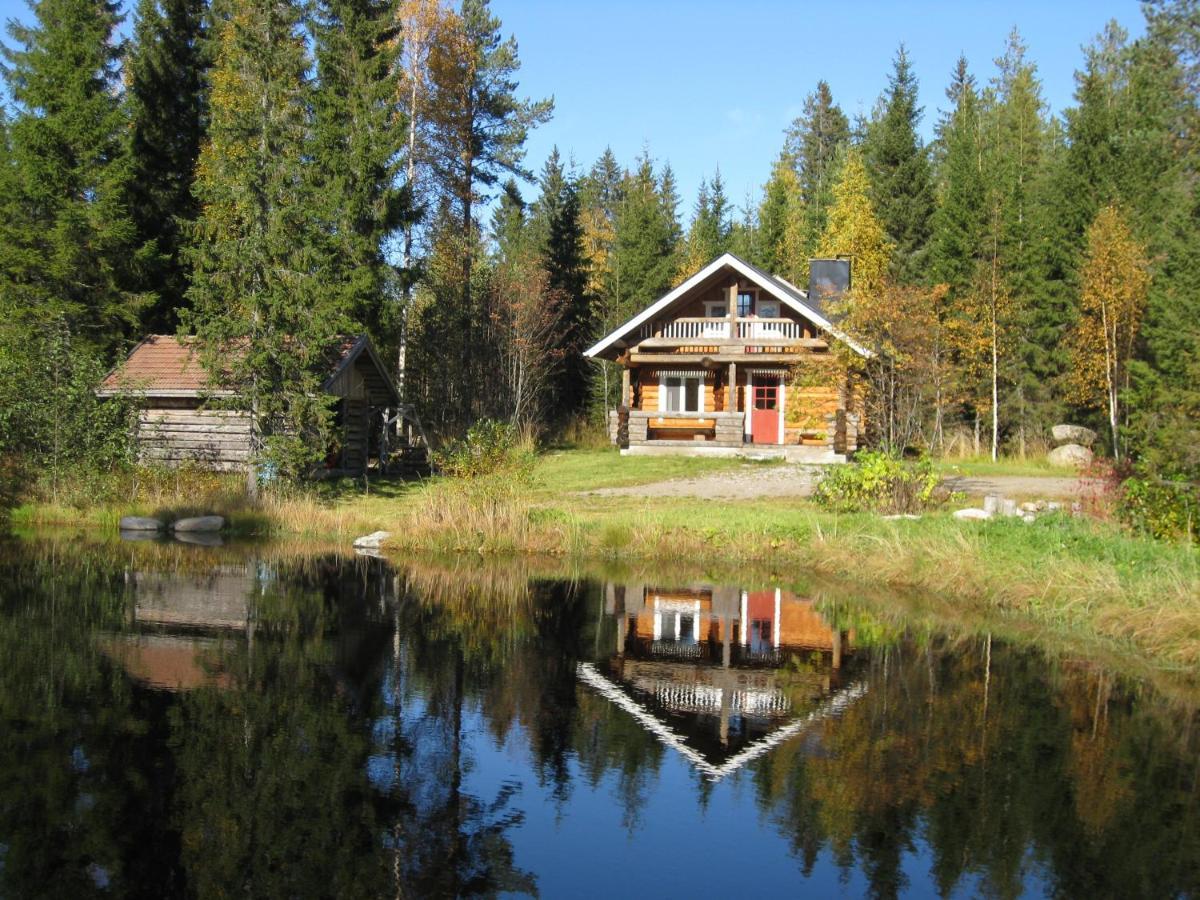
[7,449,1199,686]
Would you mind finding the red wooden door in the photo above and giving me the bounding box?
[751,377,780,444]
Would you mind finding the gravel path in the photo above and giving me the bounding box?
[584,466,1082,501]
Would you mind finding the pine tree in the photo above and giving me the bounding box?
[864,45,934,283]
[126,0,208,332]
[816,149,892,296]
[184,0,344,486]
[310,0,411,346]
[424,0,552,311]
[785,80,850,254]
[0,0,155,353]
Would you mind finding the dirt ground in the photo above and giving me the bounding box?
[584,466,1082,501]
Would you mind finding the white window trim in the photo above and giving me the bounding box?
[757,299,781,319]
[658,372,705,414]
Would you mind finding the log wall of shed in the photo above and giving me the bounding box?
[137,403,252,471]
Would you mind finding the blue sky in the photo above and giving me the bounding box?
[0,0,1147,217]
[497,0,1146,211]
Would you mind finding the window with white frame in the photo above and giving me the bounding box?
[736,291,755,317]
[660,373,703,413]
[703,301,727,318]
[757,299,780,319]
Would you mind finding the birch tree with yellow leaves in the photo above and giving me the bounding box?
[1068,204,1149,460]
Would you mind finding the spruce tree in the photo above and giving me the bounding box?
[0,0,155,352]
[865,45,934,284]
[679,171,731,273]
[930,56,986,295]
[310,0,411,347]
[613,153,678,321]
[126,0,208,332]
[532,149,590,420]
[184,0,343,484]
[490,177,527,263]
[785,80,850,253]
[580,147,626,420]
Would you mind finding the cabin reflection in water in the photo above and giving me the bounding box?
[101,565,257,692]
[579,584,865,781]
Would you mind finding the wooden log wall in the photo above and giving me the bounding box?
[137,407,252,471]
[785,386,841,428]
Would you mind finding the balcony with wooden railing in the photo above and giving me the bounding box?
[632,315,827,361]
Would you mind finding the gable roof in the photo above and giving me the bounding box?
[577,662,867,782]
[583,251,870,359]
[98,333,399,403]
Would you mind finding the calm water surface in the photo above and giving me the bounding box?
[0,536,1197,898]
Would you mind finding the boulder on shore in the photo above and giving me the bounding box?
[353,530,392,550]
[171,515,226,533]
[953,508,992,521]
[119,515,165,532]
[1047,443,1094,468]
[1051,424,1097,447]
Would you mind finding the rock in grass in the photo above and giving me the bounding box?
[120,516,165,531]
[1051,424,1097,446]
[1047,443,1094,468]
[953,508,992,520]
[172,515,225,533]
[353,530,392,549]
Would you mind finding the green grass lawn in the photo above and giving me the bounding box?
[932,456,1066,478]
[529,447,752,494]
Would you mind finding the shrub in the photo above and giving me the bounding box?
[433,419,535,480]
[1119,476,1199,542]
[813,451,948,514]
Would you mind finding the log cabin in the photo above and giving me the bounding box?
[98,333,401,475]
[585,253,869,459]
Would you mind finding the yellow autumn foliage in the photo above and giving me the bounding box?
[1068,204,1149,411]
[816,149,892,296]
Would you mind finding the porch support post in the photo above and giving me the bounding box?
[727,361,737,418]
[620,367,631,408]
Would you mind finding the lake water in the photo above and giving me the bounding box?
[0,535,1197,898]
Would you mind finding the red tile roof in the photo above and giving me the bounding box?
[99,333,398,401]
[99,335,214,396]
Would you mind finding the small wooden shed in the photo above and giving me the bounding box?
[98,334,402,474]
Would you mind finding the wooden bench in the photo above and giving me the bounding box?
[649,417,715,430]
[649,417,716,439]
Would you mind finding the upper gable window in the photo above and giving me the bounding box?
[703,301,727,318]
[736,292,754,317]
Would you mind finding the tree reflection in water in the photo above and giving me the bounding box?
[0,538,1197,897]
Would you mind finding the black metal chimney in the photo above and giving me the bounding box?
[807,258,851,312]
